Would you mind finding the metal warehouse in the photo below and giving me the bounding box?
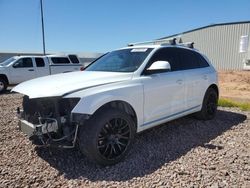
[159,21,250,70]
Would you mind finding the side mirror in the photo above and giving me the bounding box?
[13,62,19,68]
[145,61,171,75]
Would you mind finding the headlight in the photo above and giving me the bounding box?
[71,113,90,124]
[58,98,80,116]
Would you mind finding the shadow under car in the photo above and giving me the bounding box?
[35,109,247,181]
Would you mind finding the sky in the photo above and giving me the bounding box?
[0,0,250,53]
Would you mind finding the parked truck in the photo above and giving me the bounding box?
[0,54,83,92]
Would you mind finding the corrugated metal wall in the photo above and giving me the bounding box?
[162,23,250,70]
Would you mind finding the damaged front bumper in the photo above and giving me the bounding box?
[19,119,36,137]
[17,108,80,148]
[18,113,78,148]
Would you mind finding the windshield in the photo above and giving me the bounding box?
[85,48,153,72]
[0,57,17,66]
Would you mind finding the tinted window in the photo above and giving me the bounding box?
[13,58,33,68]
[178,49,200,70]
[68,55,80,64]
[35,58,45,67]
[51,57,70,64]
[194,52,209,68]
[148,48,181,71]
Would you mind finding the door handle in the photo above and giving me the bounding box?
[28,69,34,71]
[203,75,208,80]
[176,79,183,84]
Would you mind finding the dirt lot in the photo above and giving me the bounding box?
[0,91,249,187]
[219,71,250,102]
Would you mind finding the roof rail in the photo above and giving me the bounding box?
[128,38,195,49]
[127,38,169,46]
[167,41,195,49]
[169,38,177,45]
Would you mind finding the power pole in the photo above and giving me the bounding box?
[40,0,46,55]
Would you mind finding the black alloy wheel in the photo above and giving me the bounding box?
[206,93,217,116]
[97,118,131,160]
[78,108,136,166]
[195,88,218,120]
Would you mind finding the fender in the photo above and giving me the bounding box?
[67,82,144,127]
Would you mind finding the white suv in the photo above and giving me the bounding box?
[13,43,218,165]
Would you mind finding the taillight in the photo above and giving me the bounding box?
[80,67,85,71]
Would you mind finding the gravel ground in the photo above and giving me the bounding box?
[0,92,249,188]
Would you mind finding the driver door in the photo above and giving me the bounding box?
[141,48,186,127]
[11,57,36,84]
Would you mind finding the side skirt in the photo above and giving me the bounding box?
[138,105,201,132]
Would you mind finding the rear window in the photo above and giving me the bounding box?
[35,58,45,67]
[68,55,80,64]
[51,57,70,64]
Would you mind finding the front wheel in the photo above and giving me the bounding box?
[195,88,218,120]
[0,78,7,93]
[78,108,136,166]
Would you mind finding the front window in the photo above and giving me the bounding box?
[85,48,153,72]
[13,58,33,68]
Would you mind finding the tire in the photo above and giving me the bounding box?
[0,78,7,93]
[78,108,136,166]
[195,88,218,120]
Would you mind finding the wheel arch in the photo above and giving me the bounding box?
[93,100,138,128]
[0,74,9,84]
[208,84,219,97]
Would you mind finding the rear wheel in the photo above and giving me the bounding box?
[195,88,218,120]
[78,108,136,166]
[0,78,7,93]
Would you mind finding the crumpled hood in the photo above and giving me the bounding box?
[12,71,133,98]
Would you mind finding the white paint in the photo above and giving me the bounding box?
[0,55,82,85]
[13,45,218,133]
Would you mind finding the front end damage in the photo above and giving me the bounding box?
[17,96,86,148]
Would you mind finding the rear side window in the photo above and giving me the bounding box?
[68,55,80,64]
[51,57,70,64]
[35,58,45,67]
[177,49,200,70]
[194,52,209,68]
[148,48,181,71]
[13,58,33,68]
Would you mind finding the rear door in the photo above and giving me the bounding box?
[177,48,210,109]
[34,57,49,77]
[10,57,36,84]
